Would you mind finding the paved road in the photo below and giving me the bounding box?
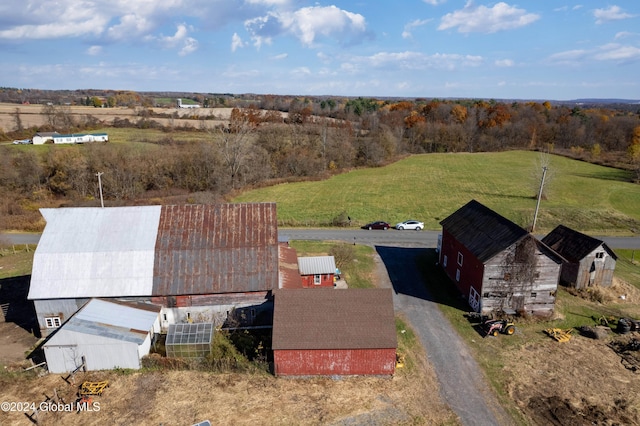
[3,229,640,249]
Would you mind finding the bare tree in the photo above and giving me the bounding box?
[11,108,23,132]
[214,111,256,189]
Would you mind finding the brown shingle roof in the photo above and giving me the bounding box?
[542,225,617,262]
[272,288,397,350]
[440,199,528,262]
[152,203,278,295]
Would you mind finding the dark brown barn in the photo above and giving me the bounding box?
[439,200,563,316]
[272,288,397,376]
[542,225,617,289]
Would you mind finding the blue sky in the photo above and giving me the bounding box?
[2,1,639,100]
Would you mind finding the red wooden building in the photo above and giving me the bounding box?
[439,200,563,316]
[297,256,336,288]
[272,288,397,376]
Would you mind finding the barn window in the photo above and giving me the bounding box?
[443,255,448,267]
[314,274,321,285]
[163,313,167,321]
[457,252,464,266]
[45,317,61,328]
[456,269,460,282]
[531,292,537,298]
[595,252,605,259]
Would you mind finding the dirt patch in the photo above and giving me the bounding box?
[504,332,640,425]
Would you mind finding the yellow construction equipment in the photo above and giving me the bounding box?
[78,381,109,396]
[544,328,572,342]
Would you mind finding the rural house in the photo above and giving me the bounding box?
[31,132,60,144]
[541,225,617,289]
[439,200,564,316]
[297,256,337,288]
[28,203,279,337]
[272,288,397,376]
[42,299,161,373]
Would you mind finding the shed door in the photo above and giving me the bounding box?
[510,295,525,312]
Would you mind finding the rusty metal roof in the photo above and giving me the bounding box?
[152,203,279,295]
[278,243,303,289]
[272,288,397,350]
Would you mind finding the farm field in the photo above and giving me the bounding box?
[0,102,232,134]
[234,150,640,236]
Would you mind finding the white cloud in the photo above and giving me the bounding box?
[438,1,540,34]
[495,59,514,67]
[422,0,447,5]
[231,32,246,52]
[347,51,483,72]
[593,6,634,24]
[593,43,640,62]
[245,5,368,48]
[548,43,640,65]
[147,24,199,55]
[291,67,311,77]
[272,53,288,60]
[402,19,431,39]
[106,14,154,40]
[87,46,103,56]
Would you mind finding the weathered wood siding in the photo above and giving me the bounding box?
[274,348,396,376]
[572,245,616,289]
[481,244,560,315]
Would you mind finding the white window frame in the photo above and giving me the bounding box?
[314,274,321,285]
[456,269,461,282]
[443,255,448,268]
[45,316,61,328]
[457,252,464,266]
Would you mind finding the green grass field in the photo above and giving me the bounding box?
[234,151,640,235]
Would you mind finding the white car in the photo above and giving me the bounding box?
[395,220,424,231]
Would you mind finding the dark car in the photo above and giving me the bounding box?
[362,221,391,230]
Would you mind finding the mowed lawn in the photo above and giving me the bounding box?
[234,151,640,234]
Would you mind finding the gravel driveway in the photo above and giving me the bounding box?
[375,245,513,426]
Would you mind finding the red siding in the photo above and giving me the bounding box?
[274,348,396,376]
[300,273,334,288]
[440,229,484,304]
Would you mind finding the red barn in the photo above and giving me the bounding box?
[297,256,336,288]
[272,288,397,376]
[439,200,563,316]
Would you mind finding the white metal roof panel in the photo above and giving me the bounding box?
[297,256,336,275]
[46,299,159,345]
[29,206,161,299]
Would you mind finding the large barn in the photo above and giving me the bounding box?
[439,200,564,316]
[28,203,279,336]
[272,288,397,376]
[542,225,617,289]
[43,299,160,373]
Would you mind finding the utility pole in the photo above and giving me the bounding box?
[96,172,104,208]
[532,166,547,233]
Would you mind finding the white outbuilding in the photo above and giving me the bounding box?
[43,299,161,373]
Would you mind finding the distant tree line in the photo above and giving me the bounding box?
[0,92,639,230]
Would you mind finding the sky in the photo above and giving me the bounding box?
[1,1,640,100]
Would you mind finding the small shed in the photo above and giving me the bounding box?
[439,200,563,316]
[43,299,160,373]
[272,288,397,376]
[297,256,336,288]
[542,225,617,288]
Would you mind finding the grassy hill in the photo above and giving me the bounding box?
[233,151,640,235]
